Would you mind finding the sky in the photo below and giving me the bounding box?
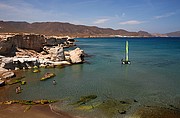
[0,0,180,33]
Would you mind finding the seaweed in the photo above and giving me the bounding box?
[2,99,58,105]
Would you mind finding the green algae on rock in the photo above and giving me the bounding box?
[6,76,25,85]
[75,102,101,110]
[96,98,137,117]
[40,73,55,81]
[7,79,26,85]
[1,99,58,105]
[21,80,26,85]
[33,69,41,73]
[71,95,97,105]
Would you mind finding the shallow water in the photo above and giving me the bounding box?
[2,37,180,117]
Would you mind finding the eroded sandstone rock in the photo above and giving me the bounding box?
[69,48,85,64]
[2,71,15,79]
[0,38,16,56]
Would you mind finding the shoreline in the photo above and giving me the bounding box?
[0,101,179,118]
[0,104,74,118]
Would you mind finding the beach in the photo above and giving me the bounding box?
[0,104,68,118]
[0,103,180,118]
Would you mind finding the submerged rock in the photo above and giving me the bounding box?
[75,102,101,110]
[6,76,25,85]
[40,73,56,81]
[71,95,97,105]
[96,99,134,117]
[131,106,180,118]
[33,69,40,73]
[21,81,26,85]
[1,99,57,105]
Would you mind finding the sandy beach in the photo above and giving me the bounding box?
[0,103,180,118]
[0,104,76,118]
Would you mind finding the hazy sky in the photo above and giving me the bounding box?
[0,0,180,33]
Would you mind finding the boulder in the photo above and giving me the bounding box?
[69,48,85,63]
[1,58,14,69]
[0,80,5,87]
[45,46,65,61]
[0,38,16,56]
[0,67,8,75]
[54,46,65,61]
[2,71,15,79]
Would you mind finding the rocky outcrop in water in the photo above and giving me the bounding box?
[69,48,85,64]
[43,45,65,61]
[0,33,84,73]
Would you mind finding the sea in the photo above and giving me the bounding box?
[2,37,180,117]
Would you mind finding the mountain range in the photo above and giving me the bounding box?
[0,21,179,37]
[165,31,180,37]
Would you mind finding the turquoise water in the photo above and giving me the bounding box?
[3,37,180,117]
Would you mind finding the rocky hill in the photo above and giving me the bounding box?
[0,21,152,37]
[165,31,180,37]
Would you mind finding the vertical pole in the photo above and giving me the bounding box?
[125,41,128,61]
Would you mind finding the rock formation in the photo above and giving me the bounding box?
[0,34,75,56]
[0,38,16,56]
[0,57,39,70]
[1,57,14,69]
[69,48,85,63]
[1,71,15,79]
[10,34,46,52]
[0,33,84,72]
[43,45,65,61]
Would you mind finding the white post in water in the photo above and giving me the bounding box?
[125,41,129,62]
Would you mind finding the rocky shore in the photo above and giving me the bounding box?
[0,33,85,86]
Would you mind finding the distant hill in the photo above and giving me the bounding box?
[165,31,180,37]
[0,20,152,37]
